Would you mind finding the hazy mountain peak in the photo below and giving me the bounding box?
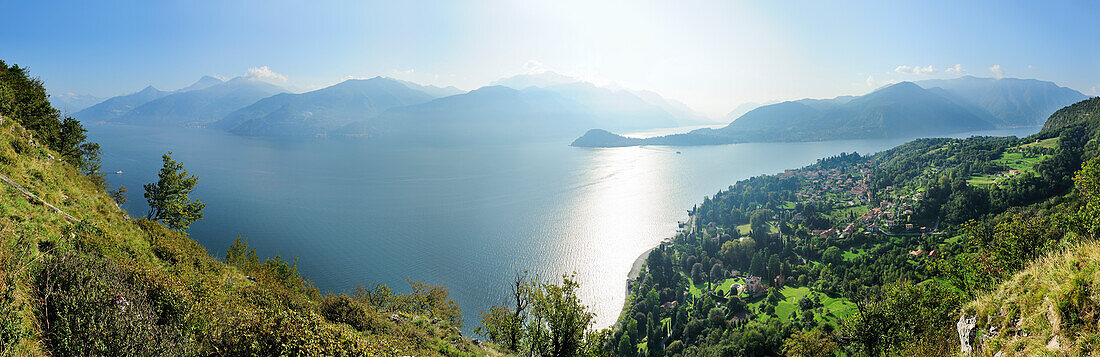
[915,76,1087,126]
[388,77,466,98]
[490,71,580,89]
[176,75,224,93]
[138,85,162,94]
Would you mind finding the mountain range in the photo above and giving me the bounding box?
[573,76,1089,147]
[217,77,443,137]
[114,77,285,127]
[76,71,713,140]
[74,72,1087,145]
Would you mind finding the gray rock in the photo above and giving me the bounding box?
[958,314,978,354]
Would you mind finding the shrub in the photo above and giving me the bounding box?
[35,252,190,355]
[212,307,365,356]
[319,294,382,332]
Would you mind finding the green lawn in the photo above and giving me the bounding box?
[842,248,868,262]
[967,138,1056,186]
[828,205,868,221]
[688,276,744,297]
[736,223,751,235]
[735,223,778,235]
[967,175,999,186]
[745,286,856,325]
[1022,137,1059,150]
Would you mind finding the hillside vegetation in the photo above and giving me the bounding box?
[0,62,501,356]
[615,96,1100,356]
[1042,96,1100,133]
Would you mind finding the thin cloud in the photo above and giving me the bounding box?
[866,75,899,88]
[244,66,288,83]
[945,64,963,75]
[894,65,937,75]
[523,60,544,73]
[989,64,1005,79]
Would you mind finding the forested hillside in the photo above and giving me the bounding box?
[615,96,1100,356]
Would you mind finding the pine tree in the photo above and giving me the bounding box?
[144,152,205,230]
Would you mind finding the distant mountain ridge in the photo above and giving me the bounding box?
[76,85,172,122]
[218,77,442,137]
[573,77,1087,147]
[75,76,230,123]
[491,71,713,127]
[114,77,285,127]
[334,81,716,143]
[915,76,1087,126]
[336,85,598,142]
[81,70,707,139]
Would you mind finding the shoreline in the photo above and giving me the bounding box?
[623,215,692,308]
[627,246,655,282]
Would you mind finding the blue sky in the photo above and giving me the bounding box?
[2,0,1097,117]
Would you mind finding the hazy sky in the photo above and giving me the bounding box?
[3,0,1098,117]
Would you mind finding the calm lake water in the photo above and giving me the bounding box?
[86,124,1040,331]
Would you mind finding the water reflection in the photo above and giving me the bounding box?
[87,124,1041,333]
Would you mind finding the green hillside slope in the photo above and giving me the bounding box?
[0,62,502,356]
[1041,96,1100,133]
[0,116,503,356]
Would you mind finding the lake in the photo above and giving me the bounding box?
[86,124,1040,331]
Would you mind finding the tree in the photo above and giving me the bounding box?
[144,152,205,230]
[841,280,962,355]
[78,142,105,189]
[476,272,530,351]
[478,273,606,356]
[617,333,636,357]
[407,279,463,327]
[822,246,842,265]
[0,61,99,178]
[109,186,128,206]
[690,263,704,284]
[782,329,837,357]
[528,275,596,356]
[709,263,724,283]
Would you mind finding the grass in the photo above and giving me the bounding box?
[842,248,868,262]
[687,276,744,297]
[967,175,999,186]
[964,241,1100,356]
[828,205,868,221]
[744,286,856,325]
[736,223,751,235]
[967,138,1057,186]
[1021,137,1059,149]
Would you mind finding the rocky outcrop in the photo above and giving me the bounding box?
[957,314,978,354]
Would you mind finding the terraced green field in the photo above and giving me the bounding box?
[967,137,1057,186]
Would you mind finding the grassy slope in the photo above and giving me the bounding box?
[964,242,1100,356]
[0,117,501,356]
[967,137,1057,186]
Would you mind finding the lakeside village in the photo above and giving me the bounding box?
[624,157,945,334]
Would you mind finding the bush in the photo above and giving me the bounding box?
[35,252,190,355]
[319,294,382,332]
[213,307,365,356]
